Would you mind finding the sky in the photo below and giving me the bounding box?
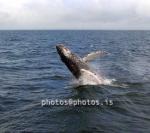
[0,0,150,30]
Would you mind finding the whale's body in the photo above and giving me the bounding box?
[56,44,107,85]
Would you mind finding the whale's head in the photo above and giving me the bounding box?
[56,44,89,79]
[56,44,72,59]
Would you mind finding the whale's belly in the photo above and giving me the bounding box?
[79,69,104,85]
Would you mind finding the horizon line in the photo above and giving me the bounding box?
[0,29,150,31]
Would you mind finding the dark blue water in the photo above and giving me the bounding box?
[0,30,150,133]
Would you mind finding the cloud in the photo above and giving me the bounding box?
[0,0,150,29]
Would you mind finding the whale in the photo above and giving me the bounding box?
[56,44,108,85]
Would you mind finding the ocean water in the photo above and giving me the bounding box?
[0,30,150,133]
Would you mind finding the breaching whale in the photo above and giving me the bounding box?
[56,44,108,85]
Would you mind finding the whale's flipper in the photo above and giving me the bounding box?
[82,51,108,62]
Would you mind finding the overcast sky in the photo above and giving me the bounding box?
[0,0,150,30]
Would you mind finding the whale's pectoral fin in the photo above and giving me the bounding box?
[82,50,108,62]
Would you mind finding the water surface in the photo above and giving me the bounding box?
[0,30,150,133]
